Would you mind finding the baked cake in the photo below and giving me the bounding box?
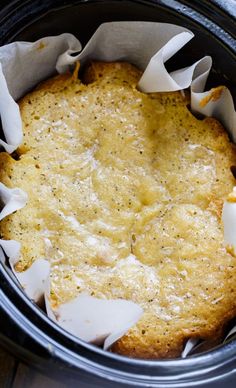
[0,62,236,358]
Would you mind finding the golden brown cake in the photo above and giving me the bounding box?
[0,61,236,359]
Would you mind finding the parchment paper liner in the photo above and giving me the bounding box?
[0,21,235,356]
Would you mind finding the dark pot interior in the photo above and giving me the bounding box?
[0,1,235,387]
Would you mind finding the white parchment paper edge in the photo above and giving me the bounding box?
[0,21,235,355]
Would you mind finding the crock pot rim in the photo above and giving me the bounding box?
[0,0,235,51]
[0,0,235,385]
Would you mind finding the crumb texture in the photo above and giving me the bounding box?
[1,61,236,359]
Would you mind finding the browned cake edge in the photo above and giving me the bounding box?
[0,62,235,359]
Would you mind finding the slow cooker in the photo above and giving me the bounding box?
[0,1,236,386]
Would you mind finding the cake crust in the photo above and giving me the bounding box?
[1,62,236,358]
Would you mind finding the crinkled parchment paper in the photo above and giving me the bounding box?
[0,21,235,356]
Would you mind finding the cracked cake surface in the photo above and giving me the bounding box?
[0,61,236,358]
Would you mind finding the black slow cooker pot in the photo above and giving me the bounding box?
[0,1,236,387]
